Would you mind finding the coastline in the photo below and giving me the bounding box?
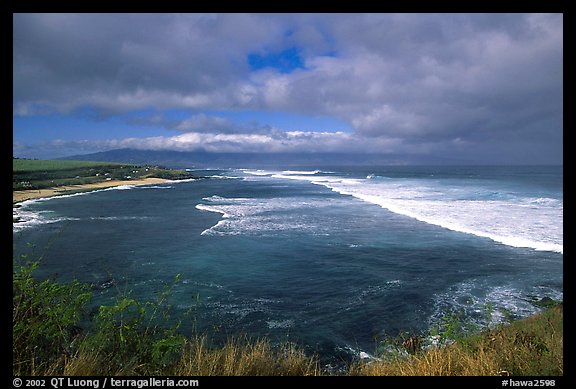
[13,177,171,205]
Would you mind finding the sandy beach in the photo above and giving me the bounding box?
[13,177,171,204]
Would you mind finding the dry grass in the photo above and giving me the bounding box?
[36,336,320,376]
[175,336,320,376]
[36,306,562,376]
[350,305,563,376]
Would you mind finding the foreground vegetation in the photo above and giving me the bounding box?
[351,304,562,376]
[13,158,196,191]
[13,259,562,376]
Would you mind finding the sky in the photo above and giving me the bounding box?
[13,13,563,164]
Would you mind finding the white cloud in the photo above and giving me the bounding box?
[16,130,404,157]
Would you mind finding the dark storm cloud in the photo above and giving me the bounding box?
[293,13,563,142]
[13,13,563,163]
[127,112,277,136]
[13,13,288,114]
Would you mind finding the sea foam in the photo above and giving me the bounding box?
[256,171,563,254]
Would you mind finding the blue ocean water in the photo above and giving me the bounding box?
[13,165,563,365]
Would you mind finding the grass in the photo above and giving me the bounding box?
[174,336,319,376]
[13,159,124,172]
[350,304,562,376]
[351,307,562,375]
[13,259,562,376]
[56,336,319,376]
[13,158,196,191]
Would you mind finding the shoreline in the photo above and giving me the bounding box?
[12,177,171,205]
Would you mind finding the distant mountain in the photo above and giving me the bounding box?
[59,148,452,169]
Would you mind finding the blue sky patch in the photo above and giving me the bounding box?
[248,47,305,73]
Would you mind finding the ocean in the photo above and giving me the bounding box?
[13,165,563,365]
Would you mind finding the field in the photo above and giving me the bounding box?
[13,159,195,191]
[13,159,125,172]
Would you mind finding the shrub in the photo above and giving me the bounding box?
[13,260,91,375]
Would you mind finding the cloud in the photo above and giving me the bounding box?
[173,114,235,133]
[127,113,167,127]
[13,13,279,115]
[15,130,405,158]
[126,112,279,136]
[14,124,560,164]
[13,13,563,163]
